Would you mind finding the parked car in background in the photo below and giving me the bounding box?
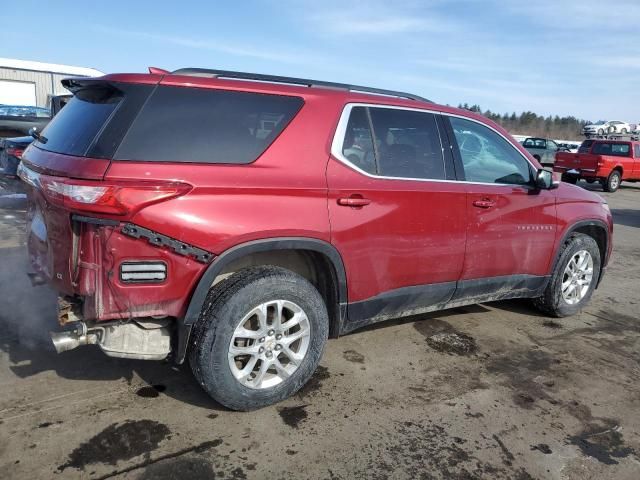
[555,139,640,192]
[0,95,71,176]
[582,120,632,137]
[19,68,612,410]
[522,137,559,166]
[0,95,71,138]
[0,135,31,176]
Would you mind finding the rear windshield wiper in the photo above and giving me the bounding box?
[29,127,48,144]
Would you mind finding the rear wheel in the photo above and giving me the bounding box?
[621,128,628,134]
[597,128,604,135]
[603,170,621,192]
[562,175,578,184]
[534,233,600,317]
[586,178,595,184]
[189,266,328,411]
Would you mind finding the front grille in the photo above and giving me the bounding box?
[119,262,167,283]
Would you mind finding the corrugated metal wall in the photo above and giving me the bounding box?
[0,67,71,107]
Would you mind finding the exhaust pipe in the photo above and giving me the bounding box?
[50,323,99,354]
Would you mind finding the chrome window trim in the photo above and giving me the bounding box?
[330,103,538,187]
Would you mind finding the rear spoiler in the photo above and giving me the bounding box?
[61,73,164,94]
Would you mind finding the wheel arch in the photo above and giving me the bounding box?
[550,219,610,287]
[175,237,348,364]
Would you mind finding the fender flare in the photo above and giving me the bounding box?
[549,219,610,284]
[175,237,348,364]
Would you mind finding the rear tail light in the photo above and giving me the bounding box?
[6,147,24,159]
[18,164,191,216]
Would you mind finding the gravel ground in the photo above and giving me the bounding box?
[0,177,638,480]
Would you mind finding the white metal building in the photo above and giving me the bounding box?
[0,58,103,107]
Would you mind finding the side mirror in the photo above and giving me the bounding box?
[535,169,559,190]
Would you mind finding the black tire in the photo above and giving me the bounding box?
[603,170,621,192]
[562,175,578,184]
[586,178,595,184]
[621,128,628,134]
[533,233,601,317]
[189,266,329,411]
[597,128,604,135]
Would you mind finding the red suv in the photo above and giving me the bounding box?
[19,68,613,410]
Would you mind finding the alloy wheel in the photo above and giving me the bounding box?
[561,250,594,305]
[228,300,311,389]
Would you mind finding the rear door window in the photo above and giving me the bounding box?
[115,87,304,164]
[368,107,446,180]
[635,144,640,158]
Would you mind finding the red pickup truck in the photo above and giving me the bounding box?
[554,139,640,192]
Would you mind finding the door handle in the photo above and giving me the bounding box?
[472,199,496,209]
[337,196,371,207]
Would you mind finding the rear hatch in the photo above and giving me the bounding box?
[19,78,158,293]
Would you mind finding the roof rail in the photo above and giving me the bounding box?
[171,68,431,103]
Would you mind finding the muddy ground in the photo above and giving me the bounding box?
[0,176,638,479]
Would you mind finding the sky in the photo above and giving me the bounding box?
[2,0,639,121]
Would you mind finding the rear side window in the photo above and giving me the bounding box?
[35,87,122,156]
[115,87,303,164]
[592,142,630,157]
[341,107,376,174]
[635,144,640,158]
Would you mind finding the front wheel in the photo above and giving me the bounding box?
[621,128,628,134]
[533,233,601,317]
[189,266,329,411]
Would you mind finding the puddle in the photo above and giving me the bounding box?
[531,443,552,454]
[58,420,170,471]
[137,457,215,480]
[136,384,167,398]
[343,350,365,364]
[278,405,308,429]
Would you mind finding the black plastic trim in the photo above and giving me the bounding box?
[435,114,458,181]
[175,237,348,364]
[342,274,549,334]
[345,282,456,334]
[450,274,548,304]
[440,115,466,181]
[71,214,120,226]
[121,223,213,263]
[552,219,610,287]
